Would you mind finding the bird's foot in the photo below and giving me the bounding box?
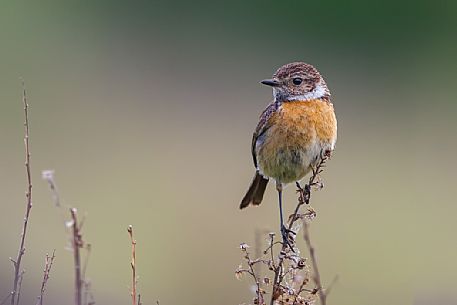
[281,225,296,252]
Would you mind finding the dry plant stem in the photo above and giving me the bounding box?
[248,257,263,304]
[270,154,328,305]
[81,244,95,305]
[303,221,326,305]
[83,281,95,305]
[128,225,137,305]
[10,81,33,305]
[82,244,92,282]
[289,154,327,228]
[15,271,25,305]
[241,245,264,305]
[37,250,56,305]
[42,173,94,305]
[323,275,339,299]
[70,208,83,305]
[83,283,89,305]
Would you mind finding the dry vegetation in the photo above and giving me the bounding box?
[2,84,134,305]
[128,225,142,305]
[4,81,35,305]
[236,153,336,305]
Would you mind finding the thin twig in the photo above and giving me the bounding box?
[83,280,95,305]
[42,172,95,305]
[36,250,56,305]
[128,225,137,305]
[303,221,326,305]
[10,80,33,305]
[82,244,92,282]
[240,244,264,304]
[288,154,328,228]
[15,271,25,305]
[70,208,83,305]
[324,275,339,298]
[263,233,278,270]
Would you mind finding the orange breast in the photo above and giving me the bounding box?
[271,99,337,146]
[256,99,337,183]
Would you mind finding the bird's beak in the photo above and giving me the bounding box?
[260,79,280,87]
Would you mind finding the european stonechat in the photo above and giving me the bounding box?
[240,62,337,245]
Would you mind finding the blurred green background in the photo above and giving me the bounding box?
[1,1,457,304]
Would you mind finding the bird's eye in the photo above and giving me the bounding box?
[292,78,303,85]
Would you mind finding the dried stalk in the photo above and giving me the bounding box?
[269,153,329,305]
[70,208,83,305]
[240,243,264,304]
[83,281,95,305]
[82,244,95,305]
[303,221,325,305]
[14,271,25,305]
[236,152,332,305]
[10,80,33,305]
[36,250,56,305]
[127,225,138,305]
[42,171,95,305]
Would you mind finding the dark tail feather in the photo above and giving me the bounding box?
[240,172,269,209]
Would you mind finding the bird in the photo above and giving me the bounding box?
[240,62,337,247]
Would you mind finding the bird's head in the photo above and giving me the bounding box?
[261,62,330,102]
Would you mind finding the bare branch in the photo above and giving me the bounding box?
[15,270,25,305]
[127,225,139,305]
[82,244,92,283]
[70,208,83,305]
[83,280,95,305]
[303,221,326,305]
[36,250,56,305]
[10,80,33,305]
[241,243,264,304]
[324,275,339,298]
[82,244,95,305]
[42,172,95,305]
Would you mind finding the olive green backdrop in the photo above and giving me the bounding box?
[1,1,456,304]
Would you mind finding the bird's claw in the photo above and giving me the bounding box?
[281,225,296,252]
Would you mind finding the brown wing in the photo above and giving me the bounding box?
[251,101,278,168]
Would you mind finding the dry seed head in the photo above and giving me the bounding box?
[235,266,244,280]
[240,243,249,250]
[297,258,306,269]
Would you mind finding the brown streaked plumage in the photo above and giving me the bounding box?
[240,62,337,246]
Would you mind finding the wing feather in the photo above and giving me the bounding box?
[251,102,278,168]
